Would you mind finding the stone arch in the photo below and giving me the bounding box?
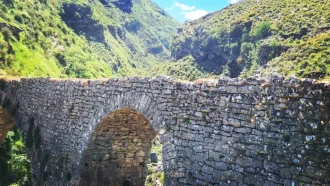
[103,92,165,132]
[80,108,158,186]
[0,80,21,144]
[0,107,15,144]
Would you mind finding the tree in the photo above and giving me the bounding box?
[0,128,32,186]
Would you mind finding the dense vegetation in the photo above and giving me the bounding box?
[172,0,330,79]
[0,127,32,186]
[148,56,213,81]
[0,0,180,78]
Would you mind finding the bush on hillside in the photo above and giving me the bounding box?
[0,128,32,186]
[1,27,13,41]
[252,21,271,39]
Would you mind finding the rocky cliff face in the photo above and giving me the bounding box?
[61,4,105,41]
[0,21,22,38]
[110,0,133,12]
[171,0,330,78]
[99,0,133,12]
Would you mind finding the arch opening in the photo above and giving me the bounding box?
[80,108,157,186]
[0,107,15,143]
[0,107,32,185]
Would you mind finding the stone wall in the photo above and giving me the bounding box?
[0,76,329,186]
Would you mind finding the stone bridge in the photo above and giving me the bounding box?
[0,76,329,186]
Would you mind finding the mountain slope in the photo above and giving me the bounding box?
[171,0,330,78]
[0,0,179,78]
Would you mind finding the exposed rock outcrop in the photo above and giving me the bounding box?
[60,4,105,41]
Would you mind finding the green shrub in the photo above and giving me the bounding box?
[0,40,10,59]
[269,39,280,48]
[240,42,254,60]
[14,14,23,24]
[0,5,8,12]
[1,27,13,41]
[252,21,271,39]
[230,42,240,55]
[0,127,32,186]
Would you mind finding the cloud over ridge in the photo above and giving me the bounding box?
[174,2,196,11]
[174,1,208,21]
[183,9,208,20]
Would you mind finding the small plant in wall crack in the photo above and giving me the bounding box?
[184,118,190,124]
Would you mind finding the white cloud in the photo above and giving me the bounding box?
[183,9,208,20]
[171,1,208,21]
[174,2,196,11]
[230,0,239,4]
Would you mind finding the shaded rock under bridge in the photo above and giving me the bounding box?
[0,76,330,186]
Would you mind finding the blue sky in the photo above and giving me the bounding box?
[151,0,239,23]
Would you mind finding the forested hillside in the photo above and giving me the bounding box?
[0,0,179,78]
[172,0,330,79]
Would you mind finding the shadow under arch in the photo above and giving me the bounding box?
[0,107,15,143]
[0,79,21,145]
[80,108,158,186]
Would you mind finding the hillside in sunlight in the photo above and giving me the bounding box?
[0,0,179,78]
[171,0,330,79]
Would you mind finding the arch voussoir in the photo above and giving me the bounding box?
[80,108,158,186]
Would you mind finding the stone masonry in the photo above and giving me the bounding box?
[0,76,329,186]
[80,108,156,186]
